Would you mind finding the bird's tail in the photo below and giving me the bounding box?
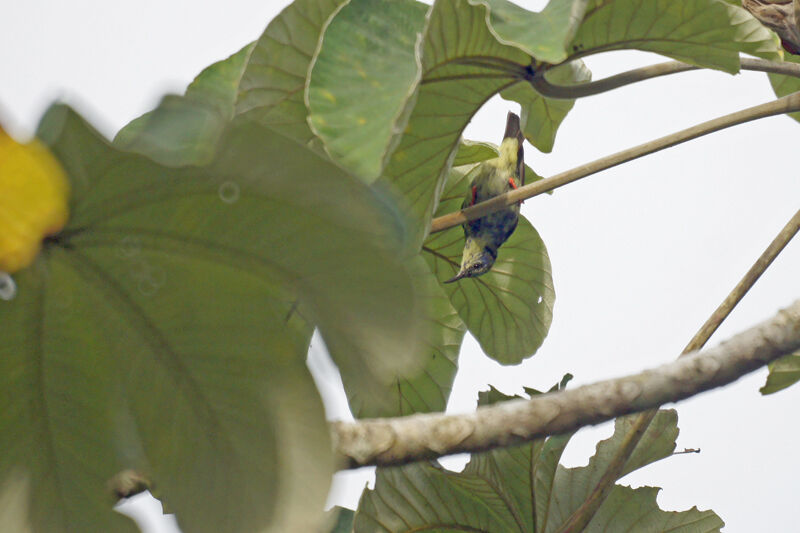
[503,112,525,186]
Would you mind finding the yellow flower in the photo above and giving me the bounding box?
[0,126,70,273]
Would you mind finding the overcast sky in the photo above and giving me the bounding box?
[2,1,799,532]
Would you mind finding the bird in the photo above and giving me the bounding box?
[445,111,524,283]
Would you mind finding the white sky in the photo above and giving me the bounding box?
[2,1,799,532]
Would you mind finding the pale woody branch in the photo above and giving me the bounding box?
[333,300,800,469]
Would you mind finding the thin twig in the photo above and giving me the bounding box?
[686,208,800,353]
[556,208,800,532]
[672,448,701,455]
[532,58,800,100]
[429,91,800,234]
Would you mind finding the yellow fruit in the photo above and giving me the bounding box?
[0,126,70,273]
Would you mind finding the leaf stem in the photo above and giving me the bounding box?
[533,58,800,100]
[429,91,800,234]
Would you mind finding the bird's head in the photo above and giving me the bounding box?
[445,238,497,283]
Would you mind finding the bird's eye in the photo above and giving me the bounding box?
[471,262,483,272]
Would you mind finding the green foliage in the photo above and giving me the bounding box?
[355,397,723,532]
[324,507,356,533]
[570,0,779,73]
[307,0,428,180]
[343,256,466,417]
[424,165,554,364]
[476,0,591,64]
[236,0,345,151]
[4,0,799,529]
[0,101,435,531]
[378,0,530,248]
[378,0,590,248]
[502,60,592,153]
[761,352,800,395]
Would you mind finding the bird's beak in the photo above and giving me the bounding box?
[444,270,467,283]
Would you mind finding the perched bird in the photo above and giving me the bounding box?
[446,112,524,283]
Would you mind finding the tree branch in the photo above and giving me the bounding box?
[556,207,800,532]
[429,91,800,234]
[333,299,800,469]
[531,58,800,100]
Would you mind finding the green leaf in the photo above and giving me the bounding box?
[49,106,430,389]
[27,107,336,533]
[454,140,503,166]
[541,411,721,532]
[474,0,590,64]
[423,165,554,364]
[502,60,592,153]
[760,352,800,394]
[0,263,141,532]
[114,43,254,166]
[307,0,429,180]
[578,485,724,532]
[570,0,780,74]
[768,54,800,123]
[355,409,723,532]
[237,0,345,152]
[324,507,356,533]
[343,256,466,417]
[3,104,430,531]
[305,0,590,181]
[378,0,530,249]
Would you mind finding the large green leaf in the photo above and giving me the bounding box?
[343,256,466,418]
[475,0,591,64]
[423,165,554,364]
[1,264,140,532]
[379,0,587,248]
[454,139,503,166]
[51,106,429,389]
[0,104,430,531]
[354,404,723,532]
[307,0,429,180]
[501,60,592,153]
[236,0,344,151]
[768,54,800,122]
[760,352,800,394]
[378,0,529,249]
[570,0,780,74]
[114,43,254,166]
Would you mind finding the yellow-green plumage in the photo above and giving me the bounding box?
[446,112,524,283]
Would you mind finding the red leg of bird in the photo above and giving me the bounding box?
[508,177,524,204]
[471,185,477,206]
